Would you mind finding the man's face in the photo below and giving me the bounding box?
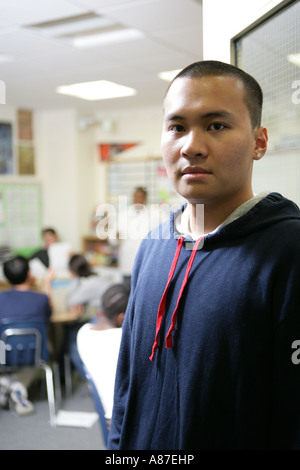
[161,75,266,209]
[43,231,57,248]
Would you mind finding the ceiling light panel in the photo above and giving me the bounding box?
[288,53,300,67]
[25,12,144,48]
[56,80,137,101]
[71,27,144,48]
[0,54,14,63]
[29,14,117,37]
[158,69,182,81]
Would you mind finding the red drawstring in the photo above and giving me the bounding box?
[149,235,204,361]
[149,236,184,361]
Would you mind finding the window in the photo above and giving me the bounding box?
[233,0,300,205]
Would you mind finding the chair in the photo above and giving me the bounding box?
[0,317,60,427]
[82,365,109,447]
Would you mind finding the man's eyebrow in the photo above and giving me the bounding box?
[164,110,235,121]
[201,110,234,120]
[164,113,186,122]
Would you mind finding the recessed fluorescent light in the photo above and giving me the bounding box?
[28,13,116,37]
[0,54,14,63]
[158,69,182,81]
[71,28,144,48]
[56,80,137,101]
[288,53,300,67]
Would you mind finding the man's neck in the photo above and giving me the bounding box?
[188,192,254,236]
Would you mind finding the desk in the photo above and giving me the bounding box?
[0,280,10,291]
[51,310,82,323]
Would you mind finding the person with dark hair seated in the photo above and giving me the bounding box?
[77,282,130,430]
[64,254,112,378]
[0,256,53,415]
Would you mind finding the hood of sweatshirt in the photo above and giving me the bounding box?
[149,192,300,360]
[169,192,300,246]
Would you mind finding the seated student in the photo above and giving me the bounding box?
[64,254,112,378]
[30,227,58,268]
[0,256,53,415]
[77,282,130,429]
[67,254,111,313]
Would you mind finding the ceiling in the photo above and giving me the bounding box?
[0,0,203,115]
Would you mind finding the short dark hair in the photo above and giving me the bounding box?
[42,227,57,236]
[102,282,130,321]
[69,254,94,278]
[165,60,263,129]
[3,256,29,285]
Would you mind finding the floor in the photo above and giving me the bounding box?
[0,374,106,450]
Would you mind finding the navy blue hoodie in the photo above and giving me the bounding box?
[108,193,300,450]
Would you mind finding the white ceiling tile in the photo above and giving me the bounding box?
[0,0,87,25]
[0,0,203,113]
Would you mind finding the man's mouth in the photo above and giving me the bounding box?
[182,166,212,177]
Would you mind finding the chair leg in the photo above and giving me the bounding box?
[52,361,62,409]
[40,363,56,427]
[64,354,72,399]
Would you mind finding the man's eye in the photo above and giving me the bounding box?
[208,123,225,131]
[170,124,185,132]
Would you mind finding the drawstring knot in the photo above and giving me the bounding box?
[149,235,204,361]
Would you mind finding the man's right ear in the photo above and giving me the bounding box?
[253,126,268,160]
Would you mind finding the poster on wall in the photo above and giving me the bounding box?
[18,109,33,141]
[98,142,138,161]
[18,145,35,175]
[0,123,13,174]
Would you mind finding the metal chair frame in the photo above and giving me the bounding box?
[0,323,59,427]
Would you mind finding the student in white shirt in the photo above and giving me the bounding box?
[77,282,130,428]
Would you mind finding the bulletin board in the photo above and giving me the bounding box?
[0,182,42,255]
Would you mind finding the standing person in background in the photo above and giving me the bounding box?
[108,60,300,450]
[118,187,149,282]
[30,227,58,268]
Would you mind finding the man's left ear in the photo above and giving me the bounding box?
[253,126,268,160]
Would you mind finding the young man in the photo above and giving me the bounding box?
[108,61,300,450]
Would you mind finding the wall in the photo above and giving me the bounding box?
[91,106,163,205]
[202,0,283,62]
[34,108,98,251]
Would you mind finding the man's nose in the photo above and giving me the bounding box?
[180,130,208,159]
